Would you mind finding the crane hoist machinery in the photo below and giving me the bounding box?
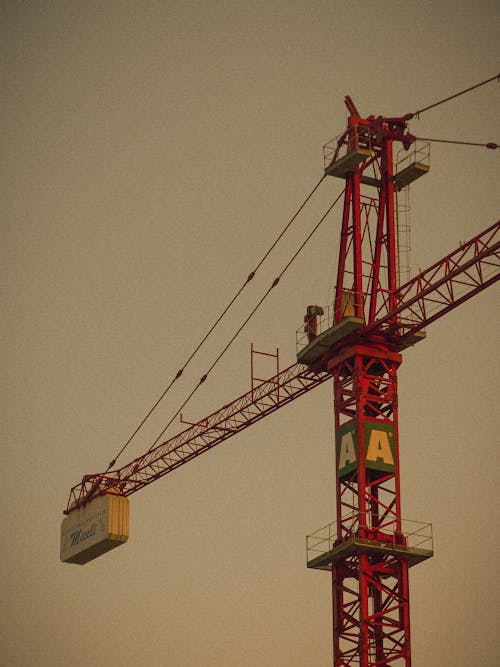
[61,93,499,666]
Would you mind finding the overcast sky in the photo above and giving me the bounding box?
[2,2,499,666]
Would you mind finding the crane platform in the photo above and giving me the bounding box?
[393,161,430,190]
[297,315,364,365]
[324,139,430,190]
[325,151,429,190]
[324,146,372,179]
[306,517,433,572]
[307,533,433,571]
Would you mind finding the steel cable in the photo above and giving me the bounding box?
[147,188,344,452]
[411,73,499,118]
[106,175,326,469]
[414,137,498,149]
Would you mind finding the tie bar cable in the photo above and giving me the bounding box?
[105,176,326,469]
[410,73,499,119]
[147,188,345,452]
[415,137,498,149]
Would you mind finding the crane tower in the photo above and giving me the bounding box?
[302,98,432,665]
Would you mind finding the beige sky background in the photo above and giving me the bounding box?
[2,2,499,666]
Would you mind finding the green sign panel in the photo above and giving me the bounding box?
[336,420,396,478]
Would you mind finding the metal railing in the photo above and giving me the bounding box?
[306,513,433,563]
[296,304,334,351]
[395,141,430,173]
[323,124,373,170]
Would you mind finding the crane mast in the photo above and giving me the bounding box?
[302,102,497,664]
[302,101,429,666]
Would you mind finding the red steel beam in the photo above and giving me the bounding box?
[372,220,500,345]
[65,220,499,513]
[66,362,330,512]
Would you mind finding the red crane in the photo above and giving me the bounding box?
[62,95,499,666]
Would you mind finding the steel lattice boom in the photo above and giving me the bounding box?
[66,362,330,512]
[66,220,499,516]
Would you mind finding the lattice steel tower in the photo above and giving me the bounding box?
[302,98,433,665]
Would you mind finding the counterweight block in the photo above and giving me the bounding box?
[60,492,129,565]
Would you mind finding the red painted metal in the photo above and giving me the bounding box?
[329,345,411,665]
[63,94,500,665]
[323,103,422,666]
[370,219,500,346]
[65,226,499,520]
[331,114,413,330]
[304,305,324,342]
[314,103,497,666]
[65,361,330,512]
[250,343,280,402]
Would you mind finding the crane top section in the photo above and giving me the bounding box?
[320,97,432,346]
[324,96,429,190]
[344,95,415,147]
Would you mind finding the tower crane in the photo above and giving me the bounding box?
[61,87,499,666]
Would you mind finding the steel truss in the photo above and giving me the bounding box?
[66,362,330,511]
[66,217,500,517]
[374,219,500,345]
[323,107,422,666]
[329,345,411,666]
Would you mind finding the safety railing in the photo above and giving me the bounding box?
[296,304,334,352]
[306,513,433,563]
[395,141,430,175]
[323,124,373,170]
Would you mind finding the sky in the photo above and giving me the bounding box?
[1,1,499,666]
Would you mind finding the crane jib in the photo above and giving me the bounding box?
[65,220,499,519]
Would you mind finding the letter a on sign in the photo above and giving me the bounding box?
[337,422,357,477]
[364,421,395,472]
